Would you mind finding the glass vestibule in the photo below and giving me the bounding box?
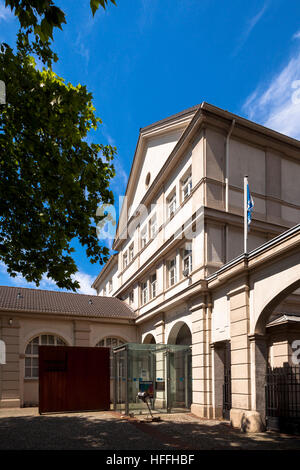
[113,343,192,415]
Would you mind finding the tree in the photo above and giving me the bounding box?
[0,1,117,290]
[4,1,117,66]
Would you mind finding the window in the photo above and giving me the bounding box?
[96,337,125,377]
[182,172,192,201]
[167,192,176,219]
[141,281,148,305]
[123,252,128,269]
[168,257,177,287]
[25,335,66,378]
[183,243,192,276]
[141,226,148,248]
[108,280,113,293]
[129,290,134,305]
[150,214,157,239]
[150,273,157,299]
[129,243,134,262]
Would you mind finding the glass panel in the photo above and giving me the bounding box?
[48,335,55,345]
[113,343,191,415]
[41,335,47,345]
[25,368,31,378]
[33,357,39,367]
[33,337,39,344]
[25,344,31,355]
[32,368,39,378]
[25,357,31,367]
[106,338,112,347]
[32,344,39,355]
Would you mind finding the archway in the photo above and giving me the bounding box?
[167,321,192,345]
[167,322,192,409]
[255,279,300,335]
[23,333,67,406]
[254,282,300,433]
[143,333,156,344]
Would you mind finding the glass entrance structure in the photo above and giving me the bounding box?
[113,343,192,415]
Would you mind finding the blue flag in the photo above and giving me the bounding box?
[247,184,254,226]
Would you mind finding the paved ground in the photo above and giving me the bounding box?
[0,408,300,450]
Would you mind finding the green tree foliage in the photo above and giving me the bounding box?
[0,1,117,290]
[4,1,116,65]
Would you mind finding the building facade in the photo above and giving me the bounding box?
[0,287,137,408]
[1,103,299,432]
[93,103,300,431]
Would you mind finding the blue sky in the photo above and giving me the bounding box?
[1,0,300,293]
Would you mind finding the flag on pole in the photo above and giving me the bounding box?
[244,176,254,254]
[247,183,254,228]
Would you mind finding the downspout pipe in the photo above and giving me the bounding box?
[225,119,236,212]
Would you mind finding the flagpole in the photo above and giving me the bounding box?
[244,175,248,254]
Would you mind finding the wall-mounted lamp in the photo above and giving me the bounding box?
[8,318,12,326]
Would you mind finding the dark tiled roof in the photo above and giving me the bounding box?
[0,286,136,319]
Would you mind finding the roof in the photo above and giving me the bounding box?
[91,254,118,289]
[0,286,136,320]
[267,313,300,327]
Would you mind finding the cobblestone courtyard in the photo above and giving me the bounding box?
[0,408,300,450]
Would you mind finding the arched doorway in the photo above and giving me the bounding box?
[143,334,156,344]
[167,322,192,410]
[24,334,67,406]
[254,283,300,433]
[96,337,126,404]
[168,321,192,345]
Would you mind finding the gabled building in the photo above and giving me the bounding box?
[1,103,300,433]
[94,102,300,432]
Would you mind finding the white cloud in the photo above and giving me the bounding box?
[233,2,268,56]
[243,49,300,139]
[71,271,96,295]
[75,33,90,66]
[101,123,116,147]
[293,30,300,40]
[0,262,96,295]
[0,2,14,22]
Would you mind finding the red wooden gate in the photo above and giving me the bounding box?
[39,346,110,414]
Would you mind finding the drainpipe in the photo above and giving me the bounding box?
[225,119,236,212]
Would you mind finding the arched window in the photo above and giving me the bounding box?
[25,334,66,378]
[96,337,125,377]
